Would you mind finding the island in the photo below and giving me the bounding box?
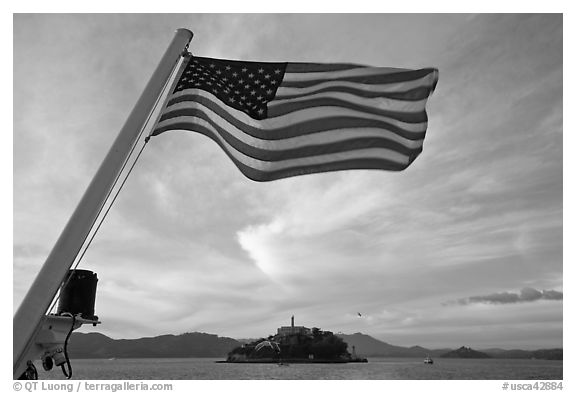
[223,316,367,363]
[440,346,491,359]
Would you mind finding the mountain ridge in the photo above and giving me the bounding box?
[67,331,562,360]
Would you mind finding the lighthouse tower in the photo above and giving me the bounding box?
[276,315,311,337]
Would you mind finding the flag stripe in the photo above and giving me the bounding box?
[276,84,435,101]
[277,71,438,98]
[281,68,437,87]
[167,89,429,130]
[276,71,437,100]
[157,104,424,150]
[157,117,422,161]
[269,91,430,113]
[282,65,422,82]
[160,120,413,182]
[159,91,428,139]
[267,95,428,122]
[156,105,427,142]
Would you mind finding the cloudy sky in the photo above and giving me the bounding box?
[12,14,563,350]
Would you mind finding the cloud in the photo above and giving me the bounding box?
[235,172,396,280]
[449,288,563,306]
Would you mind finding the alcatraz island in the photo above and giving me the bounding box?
[223,316,367,363]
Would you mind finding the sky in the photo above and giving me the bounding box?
[12,13,564,351]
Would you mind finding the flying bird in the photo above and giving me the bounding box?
[357,312,362,317]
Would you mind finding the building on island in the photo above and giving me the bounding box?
[276,315,312,337]
[225,315,366,363]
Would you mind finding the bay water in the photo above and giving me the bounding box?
[36,357,562,380]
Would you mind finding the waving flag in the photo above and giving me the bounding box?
[153,55,438,181]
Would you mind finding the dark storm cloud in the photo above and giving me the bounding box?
[450,288,563,306]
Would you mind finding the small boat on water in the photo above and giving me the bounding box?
[424,356,434,364]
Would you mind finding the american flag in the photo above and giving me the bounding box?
[153,55,439,182]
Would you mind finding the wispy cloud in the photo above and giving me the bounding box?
[236,172,400,280]
[448,288,563,306]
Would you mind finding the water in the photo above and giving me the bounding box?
[36,357,562,380]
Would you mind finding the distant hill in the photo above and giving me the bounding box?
[336,333,446,358]
[483,348,563,360]
[531,349,563,361]
[67,331,562,360]
[69,332,240,359]
[441,346,491,358]
[236,338,260,344]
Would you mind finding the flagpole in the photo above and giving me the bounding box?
[13,28,193,378]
